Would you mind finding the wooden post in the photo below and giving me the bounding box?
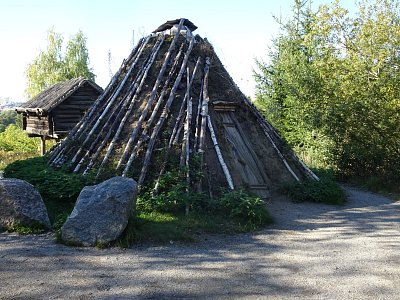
[40,136,46,156]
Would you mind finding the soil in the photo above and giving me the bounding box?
[1,185,399,299]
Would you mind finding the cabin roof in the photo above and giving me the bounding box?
[152,18,198,33]
[17,77,102,113]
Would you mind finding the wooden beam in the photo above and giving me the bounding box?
[40,136,46,156]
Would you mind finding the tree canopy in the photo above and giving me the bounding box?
[254,0,400,183]
[26,29,95,98]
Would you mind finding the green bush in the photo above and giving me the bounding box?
[283,170,346,205]
[218,189,273,230]
[0,110,21,132]
[0,124,39,152]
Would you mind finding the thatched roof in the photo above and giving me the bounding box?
[16,77,102,114]
[152,18,198,33]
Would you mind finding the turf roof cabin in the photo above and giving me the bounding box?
[48,19,319,199]
[16,77,103,155]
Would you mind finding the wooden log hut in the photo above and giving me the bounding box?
[16,77,103,155]
[47,19,319,200]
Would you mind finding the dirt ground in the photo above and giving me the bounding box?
[1,186,399,299]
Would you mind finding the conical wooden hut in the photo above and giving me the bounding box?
[48,19,318,199]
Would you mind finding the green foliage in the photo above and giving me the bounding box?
[218,189,273,230]
[26,28,95,98]
[5,221,47,235]
[4,156,92,222]
[254,0,400,186]
[0,124,39,152]
[0,110,21,132]
[282,169,346,205]
[138,169,189,212]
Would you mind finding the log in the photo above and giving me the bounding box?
[117,18,186,170]
[256,119,300,182]
[129,36,195,183]
[180,66,191,166]
[193,79,204,151]
[116,43,186,172]
[70,35,153,165]
[207,116,234,189]
[197,57,210,155]
[48,37,145,165]
[93,34,167,176]
[152,58,201,193]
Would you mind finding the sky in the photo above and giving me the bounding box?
[0,0,356,102]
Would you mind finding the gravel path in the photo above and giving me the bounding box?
[1,186,399,299]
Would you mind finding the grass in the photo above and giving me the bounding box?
[0,150,38,170]
[115,211,253,247]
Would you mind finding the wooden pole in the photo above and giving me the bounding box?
[40,136,46,156]
[93,34,167,176]
[131,36,195,183]
[197,57,210,155]
[117,18,186,170]
[70,34,153,165]
[180,66,191,166]
[207,116,234,189]
[193,79,204,151]
[116,43,186,172]
[48,37,145,165]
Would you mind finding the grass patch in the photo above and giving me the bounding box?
[115,211,247,247]
[0,150,38,170]
[282,169,346,205]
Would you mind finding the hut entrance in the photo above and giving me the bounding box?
[218,111,270,199]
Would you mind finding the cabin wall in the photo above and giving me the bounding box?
[24,114,51,137]
[51,83,100,137]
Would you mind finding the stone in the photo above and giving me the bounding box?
[0,178,51,229]
[61,176,137,246]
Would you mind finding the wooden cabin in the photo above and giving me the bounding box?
[16,77,103,155]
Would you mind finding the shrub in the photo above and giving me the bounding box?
[0,124,39,152]
[282,169,346,205]
[218,189,273,230]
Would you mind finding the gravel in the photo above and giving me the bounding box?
[0,186,399,299]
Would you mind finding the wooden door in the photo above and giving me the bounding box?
[220,112,270,199]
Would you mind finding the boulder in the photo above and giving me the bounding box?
[61,177,137,246]
[0,178,51,229]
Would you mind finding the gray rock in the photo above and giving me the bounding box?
[0,178,51,229]
[61,177,137,246]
